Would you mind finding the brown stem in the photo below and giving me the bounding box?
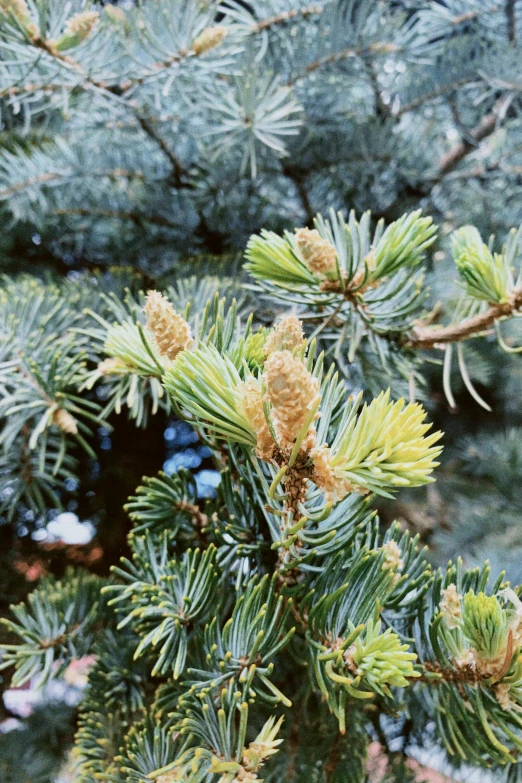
[28,37,190,186]
[367,96,514,224]
[289,41,398,85]
[396,77,475,117]
[174,500,209,545]
[32,36,104,82]
[0,171,71,199]
[452,10,486,25]
[450,6,501,26]
[252,5,323,32]
[436,96,509,180]
[31,33,193,95]
[1,81,66,97]
[20,426,34,487]
[135,115,187,186]
[405,289,522,349]
[416,660,480,687]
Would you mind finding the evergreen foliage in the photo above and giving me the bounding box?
[1,0,522,270]
[2,1,522,781]
[2,203,522,778]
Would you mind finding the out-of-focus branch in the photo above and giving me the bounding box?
[435,97,509,180]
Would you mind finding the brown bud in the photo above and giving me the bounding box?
[144,290,193,361]
[238,376,274,460]
[264,350,320,450]
[192,25,227,55]
[295,227,337,277]
[264,314,305,356]
[53,408,78,435]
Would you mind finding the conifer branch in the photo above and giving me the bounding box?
[289,42,399,85]
[396,77,477,117]
[436,97,510,180]
[2,4,522,778]
[406,288,522,349]
[0,170,67,198]
[135,115,188,187]
[251,5,324,33]
[30,34,111,91]
[1,81,67,96]
[12,35,190,188]
[451,8,501,26]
